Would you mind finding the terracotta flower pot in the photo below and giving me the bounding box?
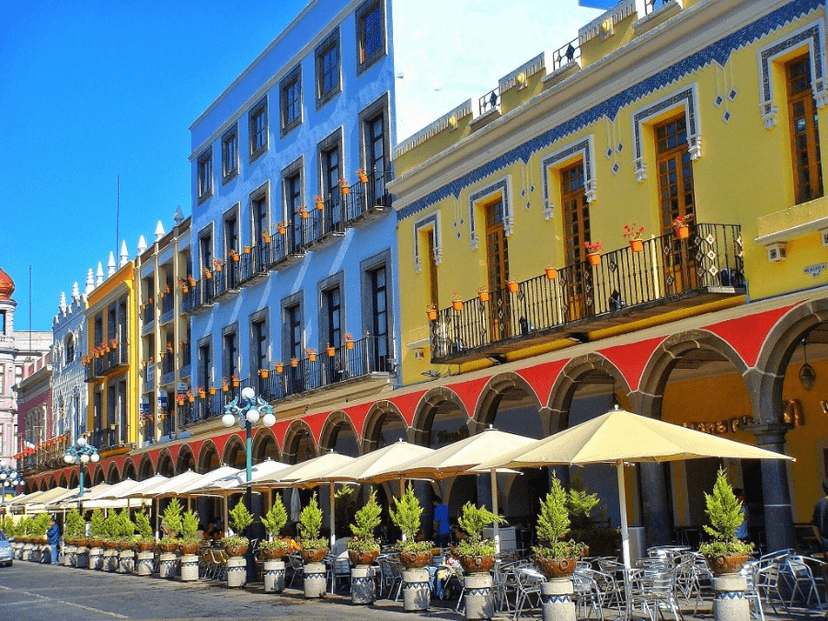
[535,556,577,578]
[346,341,354,349]
[458,554,495,574]
[327,347,336,357]
[179,541,199,555]
[399,550,431,569]
[341,186,350,196]
[675,225,690,239]
[587,252,601,266]
[478,291,489,302]
[358,173,369,183]
[262,234,271,244]
[545,267,558,280]
[158,541,179,553]
[275,364,284,373]
[262,546,288,560]
[507,281,519,293]
[301,548,328,563]
[316,201,324,211]
[452,300,463,311]
[260,369,269,378]
[136,541,155,552]
[348,549,379,566]
[427,310,438,321]
[629,239,644,252]
[705,553,749,575]
[225,543,248,557]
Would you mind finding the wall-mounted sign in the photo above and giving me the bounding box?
[804,263,827,278]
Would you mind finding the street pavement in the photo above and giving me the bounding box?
[0,560,823,620]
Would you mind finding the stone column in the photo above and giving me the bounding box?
[351,565,375,604]
[541,578,576,621]
[89,546,104,570]
[158,552,178,579]
[226,555,247,588]
[303,561,327,598]
[712,573,749,621]
[464,572,494,620]
[76,545,89,569]
[263,559,285,593]
[402,568,430,612]
[751,422,796,552]
[136,551,154,576]
[118,549,134,573]
[180,554,199,582]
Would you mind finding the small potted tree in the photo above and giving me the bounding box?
[134,508,156,576]
[347,490,382,566]
[454,502,505,574]
[225,501,253,557]
[298,493,328,563]
[390,484,433,569]
[89,508,105,549]
[533,474,585,579]
[260,495,289,559]
[159,497,182,552]
[699,468,753,575]
[179,510,200,555]
[64,508,84,546]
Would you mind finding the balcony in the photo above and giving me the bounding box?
[429,223,744,364]
[85,331,128,381]
[160,292,174,324]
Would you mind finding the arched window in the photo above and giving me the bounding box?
[65,333,75,364]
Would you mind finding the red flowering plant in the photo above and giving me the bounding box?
[583,241,604,254]
[672,214,694,228]
[622,224,645,241]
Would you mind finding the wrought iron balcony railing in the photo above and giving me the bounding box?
[429,223,744,363]
[550,37,580,71]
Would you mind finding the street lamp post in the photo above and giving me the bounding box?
[222,386,275,581]
[0,460,23,513]
[63,437,99,513]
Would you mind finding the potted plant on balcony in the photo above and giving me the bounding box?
[187,274,197,287]
[305,348,317,362]
[584,241,604,266]
[326,343,336,357]
[231,373,240,387]
[274,362,284,373]
[258,367,270,379]
[454,502,505,574]
[623,223,645,252]
[477,286,489,303]
[673,214,693,239]
[260,495,289,559]
[228,249,240,262]
[507,280,520,293]
[290,357,299,368]
[314,194,325,210]
[197,386,206,398]
[533,474,585,579]
[243,245,251,254]
[208,385,216,395]
[298,206,309,220]
[344,333,354,349]
[222,377,229,392]
[545,266,558,280]
[390,484,433,569]
[699,468,753,575]
[339,177,351,195]
[452,292,463,312]
[225,501,253,557]
[357,168,369,184]
[298,493,329,563]
[261,229,271,244]
[202,266,212,280]
[347,491,382,566]
[212,258,223,273]
[426,303,438,321]
[277,221,287,235]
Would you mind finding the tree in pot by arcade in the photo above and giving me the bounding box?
[454,502,506,573]
[116,508,136,548]
[64,508,85,545]
[224,501,254,557]
[390,484,433,568]
[699,468,753,575]
[298,493,329,562]
[134,509,156,551]
[89,508,106,547]
[260,495,290,558]
[533,474,585,579]
[158,497,183,551]
[179,510,201,554]
[346,490,382,565]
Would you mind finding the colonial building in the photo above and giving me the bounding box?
[15,353,55,473]
[0,267,51,471]
[51,282,88,451]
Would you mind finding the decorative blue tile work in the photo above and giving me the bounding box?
[715,95,724,106]
[541,137,596,212]
[412,212,441,273]
[469,178,511,248]
[729,88,738,100]
[399,0,824,221]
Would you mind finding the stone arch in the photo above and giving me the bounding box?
[282,420,316,464]
[69,470,79,489]
[223,434,246,469]
[252,428,280,463]
[39,479,48,491]
[58,472,68,488]
[176,445,196,474]
[410,387,470,446]
[548,353,632,432]
[91,465,105,485]
[476,371,545,437]
[636,329,749,418]
[319,411,360,456]
[156,449,175,477]
[122,459,137,481]
[197,440,220,473]
[137,454,155,480]
[362,401,408,452]
[105,461,121,483]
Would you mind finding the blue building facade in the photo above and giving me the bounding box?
[186,0,399,456]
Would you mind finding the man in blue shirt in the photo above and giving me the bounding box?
[46,517,60,564]
[432,496,450,548]
[733,488,749,542]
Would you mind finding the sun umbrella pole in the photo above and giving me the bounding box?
[329,483,336,548]
[490,468,500,555]
[616,460,633,616]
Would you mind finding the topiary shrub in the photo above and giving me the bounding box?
[298,493,328,552]
[699,468,753,561]
[390,484,432,555]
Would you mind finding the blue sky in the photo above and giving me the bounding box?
[1,0,600,332]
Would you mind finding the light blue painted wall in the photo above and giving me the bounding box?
[188,0,399,390]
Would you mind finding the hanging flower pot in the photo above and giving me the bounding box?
[308,352,317,362]
[277,222,287,235]
[243,246,251,254]
[188,275,197,287]
[507,281,519,293]
[673,215,692,239]
[188,395,195,403]
[477,287,489,302]
[275,363,284,374]
[209,387,216,395]
[344,334,355,350]
[290,358,299,368]
[341,186,350,196]
[232,377,240,387]
[452,299,463,311]
[587,252,602,266]
[262,232,271,244]
[315,195,324,211]
[176,397,185,406]
[357,168,369,184]
[300,209,309,220]
[181,285,188,293]
[222,384,229,392]
[675,225,689,239]
[426,305,438,321]
[629,239,644,252]
[545,267,558,280]
[327,345,336,357]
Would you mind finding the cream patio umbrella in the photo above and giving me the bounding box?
[253,452,357,547]
[371,427,537,552]
[474,406,796,603]
[21,486,69,513]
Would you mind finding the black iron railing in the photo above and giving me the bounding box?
[644,0,676,16]
[430,223,743,361]
[479,88,499,115]
[551,37,580,71]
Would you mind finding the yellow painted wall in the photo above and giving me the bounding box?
[395,8,828,385]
